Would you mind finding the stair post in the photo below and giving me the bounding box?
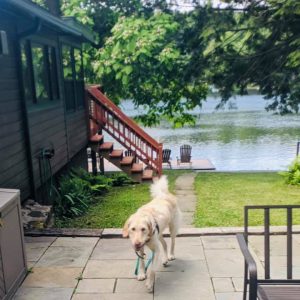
[98,129,105,174]
[91,150,97,175]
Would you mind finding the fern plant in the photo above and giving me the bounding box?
[280,156,300,185]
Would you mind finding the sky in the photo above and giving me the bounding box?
[167,0,243,11]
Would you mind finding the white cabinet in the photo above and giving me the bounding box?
[0,189,27,300]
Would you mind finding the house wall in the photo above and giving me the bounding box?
[0,13,32,199]
[0,11,89,202]
[26,31,89,194]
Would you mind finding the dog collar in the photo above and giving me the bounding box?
[154,219,160,234]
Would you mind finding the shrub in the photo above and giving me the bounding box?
[54,168,133,219]
[107,172,133,186]
[70,168,112,195]
[280,156,300,185]
[54,176,92,219]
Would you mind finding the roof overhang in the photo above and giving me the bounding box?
[0,0,95,43]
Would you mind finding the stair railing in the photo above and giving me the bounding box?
[86,85,163,176]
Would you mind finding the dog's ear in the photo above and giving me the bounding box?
[146,215,156,236]
[122,216,132,238]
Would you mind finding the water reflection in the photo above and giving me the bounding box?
[120,95,300,171]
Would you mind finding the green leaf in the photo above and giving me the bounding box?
[124,65,133,75]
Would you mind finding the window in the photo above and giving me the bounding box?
[74,48,84,108]
[62,45,75,111]
[49,47,59,100]
[32,44,50,102]
[20,41,35,103]
[21,41,59,106]
[62,44,85,112]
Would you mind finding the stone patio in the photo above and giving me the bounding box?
[14,234,300,300]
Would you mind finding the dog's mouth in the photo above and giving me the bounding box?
[134,245,143,251]
[133,244,145,251]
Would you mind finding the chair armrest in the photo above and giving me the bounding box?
[236,233,258,300]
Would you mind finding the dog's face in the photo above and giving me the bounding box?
[123,213,155,251]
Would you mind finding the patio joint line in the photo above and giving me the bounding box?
[70,237,101,299]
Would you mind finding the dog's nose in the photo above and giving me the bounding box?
[134,242,142,249]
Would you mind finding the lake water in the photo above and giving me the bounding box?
[119,95,300,171]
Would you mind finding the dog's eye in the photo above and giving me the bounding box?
[141,228,146,232]
[131,227,136,231]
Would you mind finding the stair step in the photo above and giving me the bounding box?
[89,134,103,143]
[110,150,123,158]
[99,142,113,151]
[120,156,134,166]
[131,163,143,173]
[142,169,153,180]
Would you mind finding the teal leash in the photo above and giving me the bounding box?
[134,251,154,276]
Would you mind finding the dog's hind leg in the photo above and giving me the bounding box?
[169,225,176,260]
[137,247,146,281]
[169,208,181,260]
[159,235,169,267]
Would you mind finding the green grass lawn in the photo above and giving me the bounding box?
[194,172,300,227]
[56,170,188,228]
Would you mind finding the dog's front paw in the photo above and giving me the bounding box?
[137,273,146,281]
[145,280,154,293]
[168,254,175,261]
[162,259,169,267]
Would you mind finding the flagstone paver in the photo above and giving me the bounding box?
[36,246,94,268]
[232,277,244,292]
[14,287,74,300]
[115,278,150,293]
[83,260,136,278]
[215,292,243,300]
[212,278,235,292]
[174,172,197,227]
[205,249,244,277]
[202,236,239,249]
[16,234,300,300]
[22,267,81,288]
[90,238,136,260]
[73,294,153,300]
[76,279,115,293]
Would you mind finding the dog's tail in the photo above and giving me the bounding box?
[150,175,169,198]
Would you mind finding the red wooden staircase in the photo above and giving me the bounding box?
[86,85,163,182]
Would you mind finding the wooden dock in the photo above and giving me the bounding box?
[89,158,215,173]
[163,159,215,170]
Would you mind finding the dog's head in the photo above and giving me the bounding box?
[122,213,156,251]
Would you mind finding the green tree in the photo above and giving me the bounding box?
[94,13,208,126]
[202,0,300,113]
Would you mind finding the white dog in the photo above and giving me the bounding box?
[122,175,181,292]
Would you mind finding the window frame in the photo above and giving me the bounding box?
[61,42,85,113]
[20,38,60,109]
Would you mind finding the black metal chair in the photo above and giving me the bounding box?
[177,144,192,166]
[162,149,172,169]
[237,205,300,300]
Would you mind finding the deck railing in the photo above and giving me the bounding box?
[86,85,163,176]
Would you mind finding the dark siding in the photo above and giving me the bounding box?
[28,104,68,189]
[0,14,31,199]
[0,13,90,202]
[66,109,89,158]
